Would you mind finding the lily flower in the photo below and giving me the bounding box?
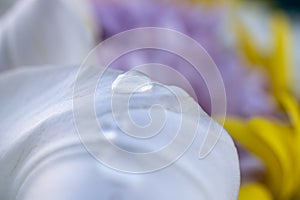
[0,0,240,199]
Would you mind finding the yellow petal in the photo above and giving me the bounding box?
[278,92,300,193]
[239,183,273,200]
[278,92,300,133]
[235,9,292,96]
[248,118,297,198]
[235,19,266,66]
[268,12,293,96]
[225,117,297,199]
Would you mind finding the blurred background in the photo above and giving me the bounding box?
[1,0,300,199]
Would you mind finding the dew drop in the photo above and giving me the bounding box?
[111,70,153,93]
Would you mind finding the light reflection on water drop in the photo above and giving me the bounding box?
[111,70,153,94]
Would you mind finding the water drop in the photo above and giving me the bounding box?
[111,70,153,93]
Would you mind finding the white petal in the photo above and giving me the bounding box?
[0,0,18,17]
[291,22,300,99]
[0,0,95,71]
[0,66,240,200]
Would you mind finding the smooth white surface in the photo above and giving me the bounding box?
[0,0,95,71]
[0,65,240,200]
[0,0,240,198]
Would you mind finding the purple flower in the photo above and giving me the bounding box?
[92,0,275,118]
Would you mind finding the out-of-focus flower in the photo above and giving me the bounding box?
[0,0,96,71]
[225,93,300,199]
[222,1,300,199]
[233,1,300,102]
[234,2,292,98]
[92,0,276,118]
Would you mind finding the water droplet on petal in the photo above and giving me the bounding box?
[111,70,153,93]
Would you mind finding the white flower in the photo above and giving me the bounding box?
[0,0,240,199]
[0,0,96,71]
[0,65,240,200]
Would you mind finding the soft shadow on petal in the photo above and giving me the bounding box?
[0,0,95,71]
[0,66,240,200]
